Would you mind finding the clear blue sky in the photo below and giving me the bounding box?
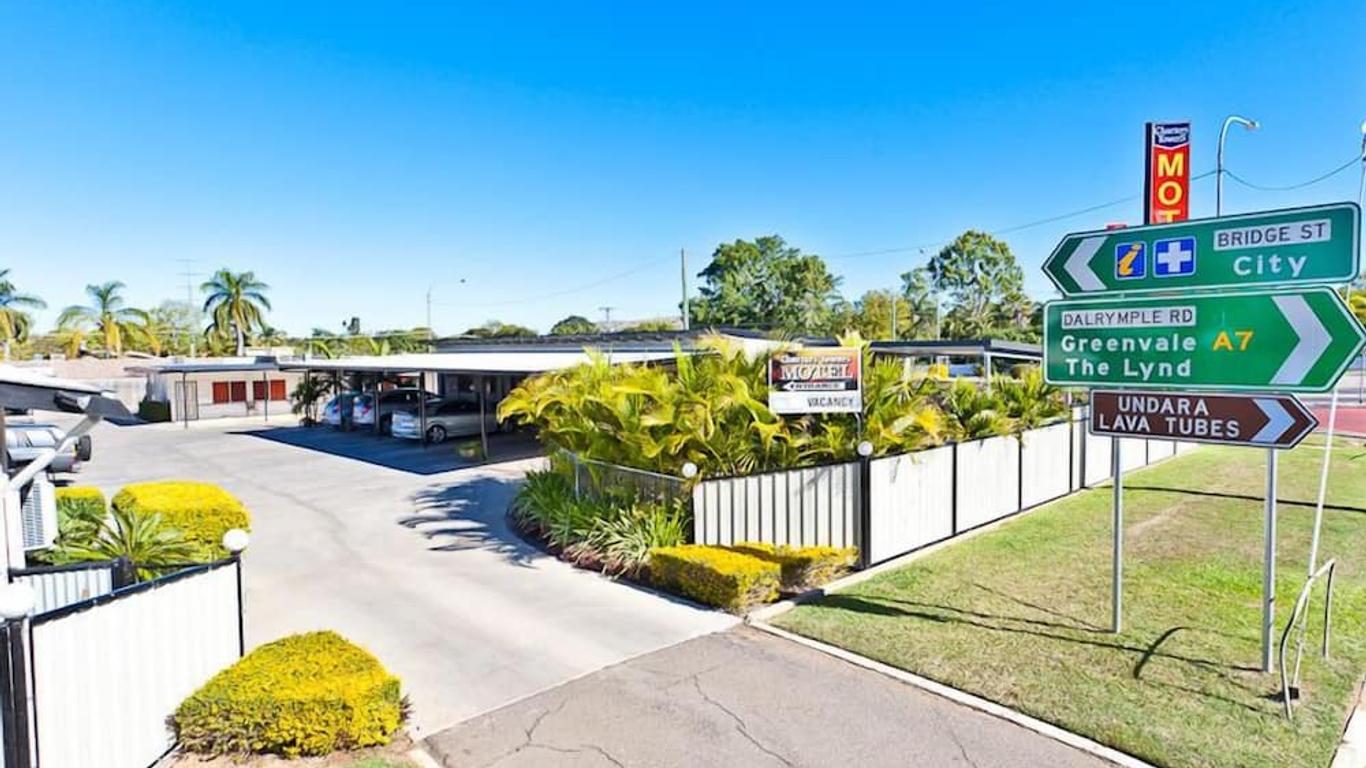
[3,2,1364,336]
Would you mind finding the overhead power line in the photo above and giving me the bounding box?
[1224,154,1362,192]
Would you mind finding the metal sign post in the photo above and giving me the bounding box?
[1112,439,1123,633]
[1263,449,1278,672]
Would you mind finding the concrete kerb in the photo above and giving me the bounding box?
[1331,684,1366,768]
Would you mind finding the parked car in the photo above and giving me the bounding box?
[352,389,440,433]
[4,422,90,475]
[321,392,360,428]
[391,399,497,443]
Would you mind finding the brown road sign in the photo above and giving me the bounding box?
[1088,390,1317,449]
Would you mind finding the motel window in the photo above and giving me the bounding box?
[212,382,231,404]
[270,379,286,401]
[229,381,247,402]
[252,380,289,401]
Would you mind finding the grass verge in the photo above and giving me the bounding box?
[773,437,1366,768]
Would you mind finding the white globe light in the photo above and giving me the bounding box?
[857,441,875,457]
[681,462,699,479]
[0,583,36,620]
[222,528,251,555]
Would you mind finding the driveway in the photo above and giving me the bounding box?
[426,627,1112,767]
[70,419,735,736]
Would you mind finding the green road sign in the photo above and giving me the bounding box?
[1043,287,1366,392]
[1042,202,1360,296]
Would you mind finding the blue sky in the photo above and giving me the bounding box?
[2,2,1364,336]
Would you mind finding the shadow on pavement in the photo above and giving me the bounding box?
[405,477,542,567]
[236,425,541,475]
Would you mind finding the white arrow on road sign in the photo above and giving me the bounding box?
[1271,294,1331,386]
[1251,398,1296,444]
[1065,236,1106,292]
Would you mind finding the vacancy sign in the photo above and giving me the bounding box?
[1145,122,1191,224]
[1089,390,1316,449]
[1042,287,1366,392]
[768,347,862,414]
[1042,203,1361,296]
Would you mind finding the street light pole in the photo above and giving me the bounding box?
[1216,115,1259,216]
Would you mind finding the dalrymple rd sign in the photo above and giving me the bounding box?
[768,348,862,414]
[1089,390,1317,449]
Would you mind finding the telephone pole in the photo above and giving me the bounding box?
[680,248,690,331]
[599,306,615,329]
[176,259,199,357]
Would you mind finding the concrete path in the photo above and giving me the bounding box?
[69,419,735,736]
[426,627,1111,768]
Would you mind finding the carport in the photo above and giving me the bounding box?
[279,351,676,457]
[871,338,1042,389]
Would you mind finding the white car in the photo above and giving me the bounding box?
[391,399,496,443]
[353,389,439,434]
[321,393,359,427]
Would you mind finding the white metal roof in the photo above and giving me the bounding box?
[278,350,681,375]
[0,366,104,394]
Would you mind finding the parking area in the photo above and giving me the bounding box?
[67,417,736,736]
[243,423,542,474]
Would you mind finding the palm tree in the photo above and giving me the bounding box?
[201,269,271,355]
[129,308,172,356]
[0,269,46,360]
[58,281,141,357]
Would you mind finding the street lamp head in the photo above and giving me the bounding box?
[680,462,699,479]
[856,440,875,458]
[222,528,251,555]
[0,583,36,621]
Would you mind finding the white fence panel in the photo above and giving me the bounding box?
[1120,437,1148,471]
[955,435,1020,531]
[1083,431,1113,487]
[1175,441,1201,454]
[692,463,860,548]
[30,562,240,768]
[1021,422,1073,508]
[867,446,954,563]
[1146,440,1177,462]
[13,566,114,616]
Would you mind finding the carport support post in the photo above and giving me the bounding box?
[419,379,428,448]
[1111,439,1122,634]
[1262,450,1278,673]
[478,376,489,460]
[181,372,189,430]
[261,370,268,423]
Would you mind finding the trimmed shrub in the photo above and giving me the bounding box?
[112,481,250,561]
[55,486,107,544]
[648,545,780,612]
[173,631,403,757]
[729,542,858,592]
[137,399,172,422]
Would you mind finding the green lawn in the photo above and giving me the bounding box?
[774,437,1366,768]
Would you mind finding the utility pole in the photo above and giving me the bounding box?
[599,306,615,330]
[425,285,433,338]
[176,259,199,357]
[680,248,690,331]
[889,292,898,341]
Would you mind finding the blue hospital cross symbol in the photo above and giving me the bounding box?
[1153,237,1196,277]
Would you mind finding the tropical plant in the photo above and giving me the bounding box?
[54,504,195,581]
[940,379,1011,440]
[57,281,142,357]
[0,269,45,360]
[995,367,1067,430]
[201,269,272,355]
[587,497,690,576]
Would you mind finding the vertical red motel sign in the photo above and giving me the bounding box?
[1143,121,1191,223]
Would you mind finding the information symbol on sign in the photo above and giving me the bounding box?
[1114,242,1146,280]
[1154,236,1196,277]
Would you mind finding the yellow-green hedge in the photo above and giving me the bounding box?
[173,631,403,757]
[112,481,250,561]
[55,486,106,519]
[648,545,780,612]
[728,542,858,592]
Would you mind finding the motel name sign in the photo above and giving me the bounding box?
[1042,203,1360,296]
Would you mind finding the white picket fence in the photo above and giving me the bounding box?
[692,408,1200,566]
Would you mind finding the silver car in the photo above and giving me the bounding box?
[5,423,90,475]
[391,399,496,443]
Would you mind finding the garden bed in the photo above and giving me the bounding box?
[773,437,1366,768]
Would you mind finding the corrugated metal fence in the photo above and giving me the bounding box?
[1,558,243,768]
[9,562,120,616]
[692,408,1200,566]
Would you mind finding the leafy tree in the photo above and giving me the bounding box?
[837,290,915,340]
[0,269,46,359]
[898,267,940,339]
[464,321,537,338]
[201,269,271,356]
[689,236,842,334]
[926,231,1029,340]
[550,315,598,336]
[149,300,201,355]
[129,308,170,356]
[1348,288,1366,326]
[58,281,142,357]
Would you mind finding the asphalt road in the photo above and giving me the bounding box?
[67,418,735,736]
[426,626,1112,768]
